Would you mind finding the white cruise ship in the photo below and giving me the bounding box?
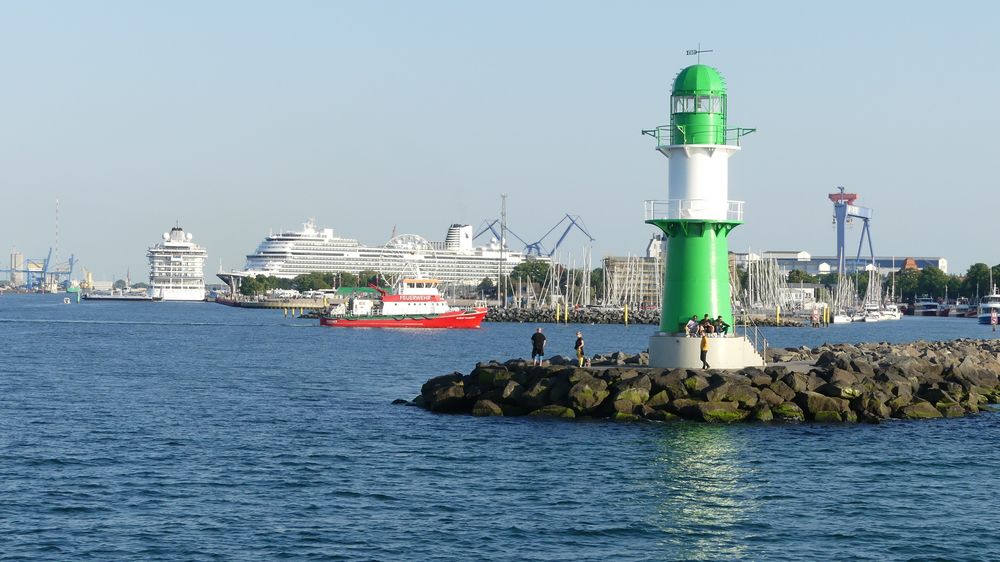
[147,226,207,301]
[232,219,544,287]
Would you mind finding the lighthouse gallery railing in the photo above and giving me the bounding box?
[644,199,744,222]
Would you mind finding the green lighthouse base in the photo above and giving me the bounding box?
[649,333,764,370]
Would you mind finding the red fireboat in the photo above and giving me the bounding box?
[319,277,487,329]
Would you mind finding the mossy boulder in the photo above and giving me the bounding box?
[935,401,966,418]
[696,401,749,423]
[529,405,576,418]
[683,374,710,394]
[646,410,679,422]
[651,369,690,400]
[751,405,774,422]
[898,401,944,419]
[772,402,805,421]
[614,387,650,406]
[472,367,512,389]
[646,390,671,410]
[567,378,610,413]
[613,412,641,422]
[813,411,843,422]
[472,399,503,417]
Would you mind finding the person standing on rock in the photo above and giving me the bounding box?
[700,334,710,369]
[531,327,547,365]
[575,331,585,367]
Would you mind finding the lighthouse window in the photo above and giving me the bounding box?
[672,96,695,114]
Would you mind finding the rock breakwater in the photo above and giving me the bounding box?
[408,339,1000,423]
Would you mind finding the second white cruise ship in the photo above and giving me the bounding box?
[147,226,207,301]
[235,219,544,287]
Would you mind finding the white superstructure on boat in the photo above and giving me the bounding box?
[912,296,940,316]
[236,219,545,287]
[977,287,1000,325]
[147,226,207,301]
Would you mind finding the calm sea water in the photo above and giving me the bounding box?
[2,294,999,561]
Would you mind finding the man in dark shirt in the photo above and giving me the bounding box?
[531,328,546,365]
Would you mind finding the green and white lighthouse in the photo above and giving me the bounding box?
[643,63,764,369]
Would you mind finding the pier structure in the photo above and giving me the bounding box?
[641,61,764,369]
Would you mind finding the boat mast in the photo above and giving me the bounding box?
[498,193,506,308]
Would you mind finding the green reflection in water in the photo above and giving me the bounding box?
[649,424,761,559]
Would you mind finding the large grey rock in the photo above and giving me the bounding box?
[815,382,863,400]
[794,391,850,417]
[705,382,759,408]
[769,380,797,402]
[651,369,690,400]
[918,387,957,405]
[421,372,468,413]
[782,372,809,393]
[758,387,785,407]
[516,378,553,411]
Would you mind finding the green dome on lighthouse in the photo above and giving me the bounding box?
[672,64,727,95]
[669,64,728,145]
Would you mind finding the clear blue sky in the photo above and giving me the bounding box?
[2,1,998,281]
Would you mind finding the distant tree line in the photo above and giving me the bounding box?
[239,270,387,296]
[779,262,1000,301]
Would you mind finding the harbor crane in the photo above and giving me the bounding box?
[0,247,77,291]
[475,214,595,258]
[829,186,874,273]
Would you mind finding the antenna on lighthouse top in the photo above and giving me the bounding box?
[685,43,713,64]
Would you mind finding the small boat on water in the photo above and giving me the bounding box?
[977,287,1000,325]
[319,276,487,328]
[82,288,162,302]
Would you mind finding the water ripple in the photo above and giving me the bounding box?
[2,296,1000,560]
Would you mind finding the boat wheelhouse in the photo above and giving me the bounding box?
[977,287,1000,325]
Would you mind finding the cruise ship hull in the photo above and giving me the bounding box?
[319,308,487,329]
[149,288,207,301]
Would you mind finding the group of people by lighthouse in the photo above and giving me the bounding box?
[684,314,730,338]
